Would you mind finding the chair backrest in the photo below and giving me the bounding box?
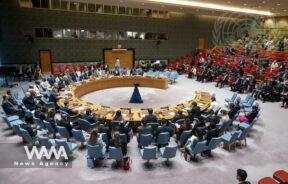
[56,126,70,139]
[142,146,157,160]
[208,137,222,150]
[157,132,170,145]
[111,121,121,131]
[219,120,231,133]
[21,84,29,94]
[78,118,93,132]
[108,147,123,161]
[55,139,72,155]
[87,144,104,159]
[43,120,56,134]
[175,119,185,125]
[33,116,45,130]
[72,129,86,143]
[12,90,20,100]
[120,133,127,144]
[19,128,33,143]
[238,126,251,140]
[230,131,241,143]
[99,133,108,144]
[139,134,153,147]
[192,141,207,155]
[231,93,237,102]
[180,130,192,145]
[147,122,159,132]
[12,124,23,137]
[2,115,13,128]
[162,144,177,159]
[38,136,53,148]
[244,93,252,102]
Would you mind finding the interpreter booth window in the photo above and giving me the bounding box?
[87,3,96,12]
[79,3,87,12]
[70,2,78,11]
[96,4,103,13]
[118,32,127,40]
[119,7,126,15]
[95,31,105,40]
[104,31,117,40]
[51,0,60,9]
[112,6,118,14]
[135,32,145,40]
[133,8,140,16]
[60,0,69,10]
[63,29,78,38]
[53,29,63,38]
[79,30,88,38]
[88,31,96,39]
[104,5,112,14]
[19,0,32,8]
[126,7,133,15]
[31,0,40,8]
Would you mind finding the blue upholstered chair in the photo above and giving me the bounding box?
[205,137,222,152]
[140,146,157,164]
[238,125,251,147]
[87,144,105,160]
[1,113,22,129]
[12,90,23,102]
[72,129,86,147]
[19,128,38,146]
[33,116,45,130]
[179,130,192,146]
[157,132,170,147]
[38,136,56,149]
[186,141,207,159]
[77,118,97,132]
[225,93,237,104]
[222,131,241,151]
[55,139,78,156]
[120,133,128,144]
[108,147,123,163]
[160,144,177,163]
[43,120,57,138]
[21,84,29,94]
[56,126,71,141]
[139,134,153,147]
[147,122,159,136]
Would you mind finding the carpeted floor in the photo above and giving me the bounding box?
[0,75,287,184]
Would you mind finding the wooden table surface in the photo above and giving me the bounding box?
[58,76,211,123]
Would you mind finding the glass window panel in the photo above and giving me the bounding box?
[104,5,111,14]
[87,3,95,12]
[53,29,63,38]
[152,10,158,18]
[31,0,41,8]
[139,9,145,16]
[126,7,132,15]
[104,31,117,40]
[19,0,32,8]
[96,4,103,13]
[135,32,145,40]
[79,3,87,12]
[43,28,52,37]
[146,9,152,17]
[79,29,88,38]
[119,7,125,14]
[63,29,72,38]
[41,0,49,8]
[118,31,127,40]
[61,0,68,10]
[158,33,168,40]
[112,6,118,14]
[35,28,43,37]
[51,0,60,9]
[95,31,105,39]
[88,31,96,39]
[133,8,140,16]
[70,2,78,11]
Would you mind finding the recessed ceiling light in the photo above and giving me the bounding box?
[262,1,266,4]
[145,0,273,15]
[227,1,231,3]
[277,3,281,6]
[243,3,247,6]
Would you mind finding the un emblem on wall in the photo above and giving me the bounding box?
[212,13,264,46]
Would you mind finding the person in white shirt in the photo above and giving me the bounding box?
[219,109,230,125]
[270,60,279,71]
[206,97,221,114]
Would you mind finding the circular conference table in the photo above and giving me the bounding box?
[58,76,212,123]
